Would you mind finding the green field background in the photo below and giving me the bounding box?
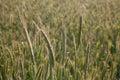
[0,0,120,80]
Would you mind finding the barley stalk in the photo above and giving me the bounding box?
[84,43,90,80]
[61,19,67,64]
[33,17,55,80]
[18,8,37,75]
[78,16,82,48]
[74,15,82,80]
[33,20,55,67]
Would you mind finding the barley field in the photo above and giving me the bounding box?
[0,0,120,80]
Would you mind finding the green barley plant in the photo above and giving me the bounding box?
[0,0,120,80]
[33,17,55,80]
[19,14,37,76]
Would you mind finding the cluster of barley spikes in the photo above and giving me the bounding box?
[0,0,120,80]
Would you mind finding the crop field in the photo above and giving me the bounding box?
[0,0,120,80]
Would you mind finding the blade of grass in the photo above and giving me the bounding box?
[35,64,44,80]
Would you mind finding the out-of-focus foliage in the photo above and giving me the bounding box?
[0,0,120,80]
